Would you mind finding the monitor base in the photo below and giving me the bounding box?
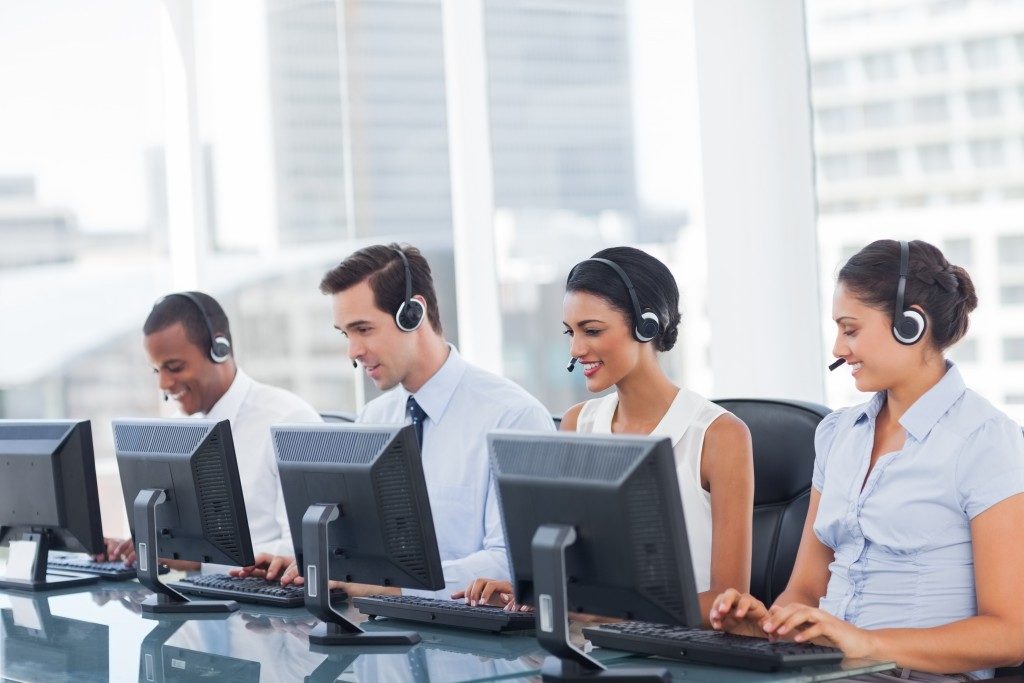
[308,621,421,646]
[0,571,99,592]
[140,594,238,614]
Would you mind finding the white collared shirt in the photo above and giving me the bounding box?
[359,344,555,598]
[202,368,322,556]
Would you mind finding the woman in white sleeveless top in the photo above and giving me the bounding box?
[455,247,754,624]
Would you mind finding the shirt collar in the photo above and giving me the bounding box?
[405,344,467,423]
[898,361,965,442]
[647,388,704,447]
[201,368,252,422]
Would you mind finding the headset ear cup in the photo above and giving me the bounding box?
[395,299,425,332]
[210,335,232,363]
[635,311,661,343]
[892,310,925,345]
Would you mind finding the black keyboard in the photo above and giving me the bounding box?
[583,622,844,672]
[46,556,167,581]
[169,575,348,608]
[354,595,535,634]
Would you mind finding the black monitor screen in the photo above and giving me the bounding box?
[489,430,701,627]
[273,423,444,592]
[113,418,254,567]
[0,420,103,555]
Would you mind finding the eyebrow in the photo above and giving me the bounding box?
[563,319,606,327]
[834,316,858,324]
[335,320,374,332]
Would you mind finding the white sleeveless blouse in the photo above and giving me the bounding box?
[576,388,725,593]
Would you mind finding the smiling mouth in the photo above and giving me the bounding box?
[582,361,603,377]
[849,362,863,373]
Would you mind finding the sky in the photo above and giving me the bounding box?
[0,0,698,235]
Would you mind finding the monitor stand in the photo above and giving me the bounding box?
[302,503,420,647]
[0,531,99,592]
[133,488,236,614]
[531,524,670,683]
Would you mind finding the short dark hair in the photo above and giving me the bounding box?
[143,291,233,355]
[566,246,682,352]
[319,243,443,334]
[838,239,978,351]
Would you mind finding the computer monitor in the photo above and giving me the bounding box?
[0,419,104,591]
[489,430,701,682]
[273,423,445,646]
[114,418,255,614]
[0,594,109,682]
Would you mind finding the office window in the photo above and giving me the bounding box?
[863,101,898,128]
[999,235,1024,265]
[912,44,948,74]
[969,138,1006,168]
[485,0,703,410]
[862,52,898,81]
[964,37,1002,70]
[864,149,900,177]
[1004,337,1024,361]
[812,59,848,87]
[917,143,953,172]
[967,88,1003,118]
[912,94,949,123]
[943,237,973,268]
[817,106,858,133]
[1001,284,1024,304]
[820,153,856,181]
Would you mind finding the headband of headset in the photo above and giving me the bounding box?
[165,291,232,363]
[571,257,660,343]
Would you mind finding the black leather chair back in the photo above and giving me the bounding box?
[713,398,831,605]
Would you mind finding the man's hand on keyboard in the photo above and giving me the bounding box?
[230,553,293,582]
[709,588,771,639]
[93,537,136,566]
[278,561,399,596]
[452,578,514,607]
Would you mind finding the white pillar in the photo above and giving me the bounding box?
[441,0,504,375]
[692,0,826,403]
[159,0,208,290]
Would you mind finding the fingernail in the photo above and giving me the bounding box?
[471,600,476,607]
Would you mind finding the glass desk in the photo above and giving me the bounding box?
[0,564,895,682]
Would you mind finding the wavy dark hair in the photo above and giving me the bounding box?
[838,239,977,350]
[566,246,681,352]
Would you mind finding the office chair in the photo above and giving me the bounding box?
[319,411,358,424]
[713,398,831,605]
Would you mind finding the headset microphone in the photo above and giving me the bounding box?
[163,393,170,402]
[828,358,846,371]
[566,357,578,373]
[352,360,358,369]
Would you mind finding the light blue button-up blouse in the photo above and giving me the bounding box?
[812,362,1024,673]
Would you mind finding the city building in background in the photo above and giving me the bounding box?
[806,0,1024,420]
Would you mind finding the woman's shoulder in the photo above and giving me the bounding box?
[563,393,618,432]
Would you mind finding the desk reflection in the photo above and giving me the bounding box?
[1,593,109,683]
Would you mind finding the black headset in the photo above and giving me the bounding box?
[393,248,425,332]
[892,240,926,345]
[571,257,661,343]
[163,292,233,363]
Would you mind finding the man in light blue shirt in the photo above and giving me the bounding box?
[270,243,553,598]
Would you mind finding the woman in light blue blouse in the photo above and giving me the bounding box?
[711,239,1024,678]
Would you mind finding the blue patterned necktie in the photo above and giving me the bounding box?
[406,395,427,447]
